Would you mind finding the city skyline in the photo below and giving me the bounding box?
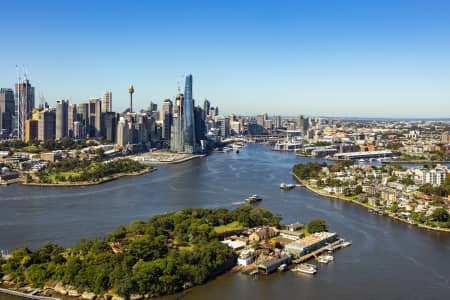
[1,0,450,117]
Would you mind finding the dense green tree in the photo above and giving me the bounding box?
[429,208,449,222]
[307,219,328,233]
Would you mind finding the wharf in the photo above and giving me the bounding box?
[0,288,61,300]
[293,240,342,264]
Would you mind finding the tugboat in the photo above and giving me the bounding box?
[292,263,317,275]
[245,194,263,204]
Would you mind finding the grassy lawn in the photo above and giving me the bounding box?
[214,221,244,233]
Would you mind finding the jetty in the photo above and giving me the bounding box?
[0,288,61,300]
[293,240,343,264]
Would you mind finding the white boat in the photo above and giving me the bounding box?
[280,183,296,190]
[317,255,334,264]
[245,194,263,204]
[292,263,317,275]
[341,241,352,248]
[278,264,287,271]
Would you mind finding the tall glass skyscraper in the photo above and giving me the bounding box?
[182,74,196,153]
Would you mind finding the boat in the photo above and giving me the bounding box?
[278,264,287,271]
[245,194,263,204]
[341,241,352,248]
[236,149,240,154]
[317,255,334,264]
[280,183,296,190]
[292,263,317,275]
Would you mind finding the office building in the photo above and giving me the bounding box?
[77,103,89,137]
[170,93,184,152]
[73,121,83,139]
[102,112,117,142]
[274,115,282,129]
[203,99,210,120]
[67,104,77,138]
[15,79,35,140]
[102,91,112,113]
[88,98,102,137]
[116,117,129,146]
[38,109,55,141]
[161,99,173,140]
[55,99,69,139]
[182,74,196,153]
[0,88,15,136]
[25,119,38,142]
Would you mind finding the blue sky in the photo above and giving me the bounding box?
[1,0,449,117]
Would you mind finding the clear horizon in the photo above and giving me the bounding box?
[1,0,450,118]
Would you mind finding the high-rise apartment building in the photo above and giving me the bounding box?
[0,88,15,136]
[55,100,69,139]
[102,91,112,113]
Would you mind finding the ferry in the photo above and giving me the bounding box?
[292,263,317,275]
[245,194,263,204]
[280,183,296,190]
[317,255,334,264]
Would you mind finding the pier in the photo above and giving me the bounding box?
[0,288,61,300]
[293,240,343,264]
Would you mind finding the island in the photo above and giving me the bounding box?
[292,162,450,232]
[0,207,348,299]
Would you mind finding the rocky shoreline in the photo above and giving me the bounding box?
[0,281,157,300]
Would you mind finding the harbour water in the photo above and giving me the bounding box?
[1,144,449,300]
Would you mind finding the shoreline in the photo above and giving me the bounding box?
[291,173,450,233]
[389,160,450,164]
[20,167,155,188]
[139,154,206,165]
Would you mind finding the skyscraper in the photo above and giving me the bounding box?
[116,117,129,146]
[77,103,89,138]
[161,99,173,140]
[203,99,210,120]
[88,98,102,137]
[102,91,112,113]
[182,74,196,153]
[38,109,56,141]
[15,79,35,140]
[68,104,77,138]
[102,112,117,142]
[55,99,69,139]
[170,93,184,152]
[0,88,15,136]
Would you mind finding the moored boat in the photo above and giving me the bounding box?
[317,255,334,264]
[292,263,317,275]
